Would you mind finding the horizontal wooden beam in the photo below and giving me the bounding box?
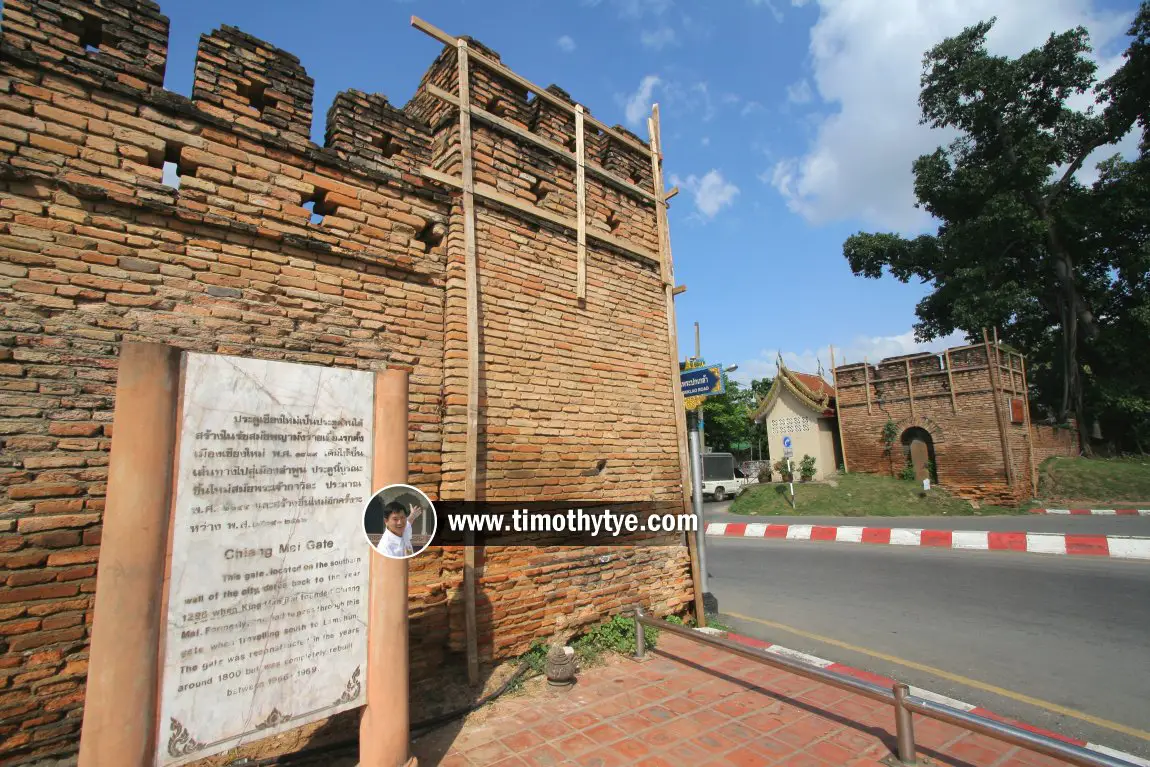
[412,16,653,158]
[664,186,679,201]
[672,284,686,296]
[419,166,661,267]
[426,84,656,203]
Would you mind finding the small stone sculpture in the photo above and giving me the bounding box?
[544,645,576,687]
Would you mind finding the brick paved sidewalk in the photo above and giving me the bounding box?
[411,632,1073,767]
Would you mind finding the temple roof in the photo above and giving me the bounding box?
[749,362,836,422]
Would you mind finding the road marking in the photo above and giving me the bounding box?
[723,610,1150,743]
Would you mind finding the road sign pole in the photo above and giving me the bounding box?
[688,411,709,601]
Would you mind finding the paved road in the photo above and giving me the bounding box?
[704,501,1150,536]
[706,537,1150,760]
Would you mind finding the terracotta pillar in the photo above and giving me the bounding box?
[78,342,182,767]
[360,368,414,766]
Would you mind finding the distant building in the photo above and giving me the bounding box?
[749,359,843,480]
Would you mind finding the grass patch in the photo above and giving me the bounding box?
[1037,456,1150,503]
[728,472,1024,516]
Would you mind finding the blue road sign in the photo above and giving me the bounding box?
[680,365,726,398]
[783,436,792,449]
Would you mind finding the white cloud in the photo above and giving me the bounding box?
[750,0,784,23]
[641,26,677,49]
[557,35,576,53]
[733,329,968,384]
[785,79,813,105]
[741,100,765,116]
[770,0,1138,232]
[701,136,711,146]
[671,169,740,219]
[621,75,661,127]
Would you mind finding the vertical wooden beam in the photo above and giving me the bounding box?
[456,39,480,687]
[983,328,1014,486]
[830,345,848,473]
[944,349,958,413]
[863,356,873,415]
[905,359,915,420]
[575,105,587,299]
[1019,354,1038,495]
[649,105,705,627]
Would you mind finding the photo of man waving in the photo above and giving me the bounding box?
[362,485,437,560]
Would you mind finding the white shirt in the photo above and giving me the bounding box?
[379,527,413,558]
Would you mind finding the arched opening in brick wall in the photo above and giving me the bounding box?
[901,427,938,484]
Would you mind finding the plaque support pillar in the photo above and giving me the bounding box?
[360,368,416,767]
[79,343,182,767]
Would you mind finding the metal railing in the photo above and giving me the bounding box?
[633,609,1140,767]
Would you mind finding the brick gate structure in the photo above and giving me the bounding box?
[0,1,696,762]
[832,338,1081,505]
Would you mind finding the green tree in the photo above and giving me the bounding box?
[842,5,1150,454]
[690,375,773,459]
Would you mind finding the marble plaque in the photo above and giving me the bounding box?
[157,354,374,767]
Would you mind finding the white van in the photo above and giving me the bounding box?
[698,452,756,501]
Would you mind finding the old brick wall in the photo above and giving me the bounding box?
[1032,423,1081,468]
[0,1,692,763]
[836,344,1038,504]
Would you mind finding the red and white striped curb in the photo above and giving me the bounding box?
[1031,508,1150,515]
[703,522,1150,560]
[713,630,1150,767]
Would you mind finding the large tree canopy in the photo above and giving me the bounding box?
[843,3,1150,453]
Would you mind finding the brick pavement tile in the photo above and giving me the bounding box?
[611,736,653,761]
[520,743,569,767]
[516,707,550,726]
[533,719,576,742]
[826,725,884,754]
[747,735,800,762]
[686,685,733,706]
[637,685,672,702]
[437,754,471,767]
[715,693,759,719]
[636,722,681,749]
[723,745,780,766]
[769,676,821,697]
[914,719,969,749]
[638,705,677,724]
[663,695,699,716]
[774,753,835,767]
[654,738,713,763]
[450,725,500,752]
[573,747,630,767]
[742,710,791,734]
[635,756,678,767]
[504,729,548,752]
[612,711,656,733]
[462,738,516,764]
[638,669,671,683]
[715,720,761,746]
[488,716,532,740]
[690,729,742,754]
[562,712,600,730]
[489,756,531,767]
[1009,748,1078,767]
[808,738,859,764]
[798,685,852,708]
[944,733,1014,765]
[658,714,709,740]
[693,709,733,730]
[588,697,631,718]
[554,732,601,758]
[772,716,839,749]
[583,722,627,746]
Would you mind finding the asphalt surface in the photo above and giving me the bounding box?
[705,535,1150,760]
[704,500,1150,536]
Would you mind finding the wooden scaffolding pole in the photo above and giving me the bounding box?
[457,39,480,687]
[944,349,958,412]
[575,105,587,299]
[648,104,706,626]
[830,345,848,472]
[863,357,873,414]
[983,328,1014,486]
[1019,354,1038,495]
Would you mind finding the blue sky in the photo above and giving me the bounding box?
[157,0,1141,385]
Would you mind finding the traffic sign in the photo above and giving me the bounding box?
[680,363,726,410]
[782,436,792,449]
[783,447,794,458]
